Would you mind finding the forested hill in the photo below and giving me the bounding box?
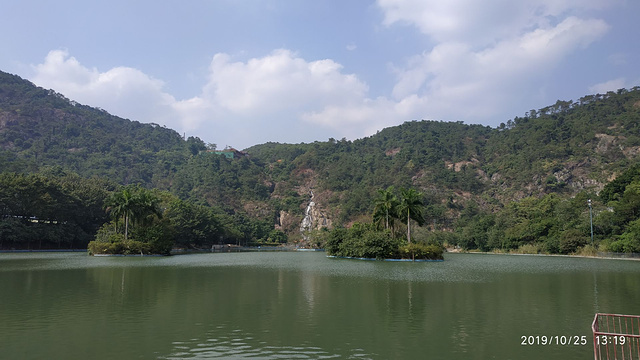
[246,87,640,220]
[1,69,640,248]
[0,71,207,187]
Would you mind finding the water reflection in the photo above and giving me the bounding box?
[1,252,639,359]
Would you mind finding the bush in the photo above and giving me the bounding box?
[542,237,560,254]
[558,229,588,254]
[397,243,444,260]
[608,236,640,253]
[88,240,124,255]
[574,244,598,256]
[325,223,446,260]
[429,230,461,248]
[88,239,155,255]
[88,219,173,255]
[325,223,401,259]
[94,222,124,243]
[511,243,543,254]
[131,220,174,255]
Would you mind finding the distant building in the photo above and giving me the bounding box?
[203,146,248,159]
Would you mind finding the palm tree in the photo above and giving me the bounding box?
[131,188,162,227]
[397,188,425,243]
[373,187,398,232]
[105,186,161,240]
[105,187,135,240]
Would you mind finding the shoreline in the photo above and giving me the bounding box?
[327,255,443,262]
[446,248,640,261]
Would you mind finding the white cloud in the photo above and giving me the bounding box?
[27,0,617,148]
[377,0,612,45]
[373,0,611,125]
[29,49,373,148]
[589,78,627,94]
[32,50,179,128]
[202,49,367,116]
[308,15,609,134]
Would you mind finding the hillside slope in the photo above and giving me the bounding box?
[0,71,206,187]
[2,70,640,244]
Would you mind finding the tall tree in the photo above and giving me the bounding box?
[373,187,398,231]
[105,186,161,240]
[397,188,425,243]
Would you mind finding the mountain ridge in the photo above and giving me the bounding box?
[2,69,640,248]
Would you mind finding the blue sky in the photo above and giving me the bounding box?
[1,0,639,149]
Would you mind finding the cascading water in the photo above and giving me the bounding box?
[300,191,314,240]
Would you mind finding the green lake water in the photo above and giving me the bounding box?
[0,252,639,359]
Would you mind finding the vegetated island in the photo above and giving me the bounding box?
[320,187,444,261]
[86,184,288,256]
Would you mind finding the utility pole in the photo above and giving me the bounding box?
[588,199,594,244]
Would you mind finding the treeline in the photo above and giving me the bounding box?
[2,69,640,254]
[0,170,113,249]
[433,163,640,254]
[0,70,204,187]
[0,171,287,251]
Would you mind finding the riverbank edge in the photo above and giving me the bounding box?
[327,255,443,262]
[447,248,640,261]
[0,246,322,256]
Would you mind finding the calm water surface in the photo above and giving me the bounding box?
[0,252,639,359]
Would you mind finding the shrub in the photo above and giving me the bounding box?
[325,224,400,259]
[512,243,543,254]
[397,243,444,260]
[574,244,598,256]
[558,229,588,254]
[88,240,124,255]
[131,220,174,255]
[608,236,640,253]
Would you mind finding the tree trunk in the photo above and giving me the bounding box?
[125,214,129,241]
[407,209,411,243]
[385,210,389,230]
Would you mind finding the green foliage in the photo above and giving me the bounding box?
[558,229,588,254]
[0,171,111,249]
[324,223,443,260]
[130,219,174,255]
[325,223,401,259]
[3,70,640,256]
[0,71,201,187]
[164,197,222,248]
[373,187,399,231]
[397,188,425,243]
[105,185,162,240]
[397,243,444,260]
[600,164,640,203]
[608,218,640,253]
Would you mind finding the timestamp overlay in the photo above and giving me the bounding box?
[515,333,593,359]
[520,335,589,346]
[519,332,638,360]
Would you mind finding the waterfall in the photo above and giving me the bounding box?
[300,191,314,239]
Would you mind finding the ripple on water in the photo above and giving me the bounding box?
[160,324,373,360]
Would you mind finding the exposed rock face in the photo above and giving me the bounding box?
[275,210,298,233]
[594,133,640,159]
[299,190,331,240]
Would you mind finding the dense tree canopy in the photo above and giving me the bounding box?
[2,70,640,254]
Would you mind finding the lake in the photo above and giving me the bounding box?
[0,252,639,359]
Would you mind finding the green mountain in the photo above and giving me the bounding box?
[0,71,207,186]
[2,70,640,252]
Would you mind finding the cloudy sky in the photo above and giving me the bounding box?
[1,0,639,149]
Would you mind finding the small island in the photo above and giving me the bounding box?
[320,187,444,261]
[87,185,286,256]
